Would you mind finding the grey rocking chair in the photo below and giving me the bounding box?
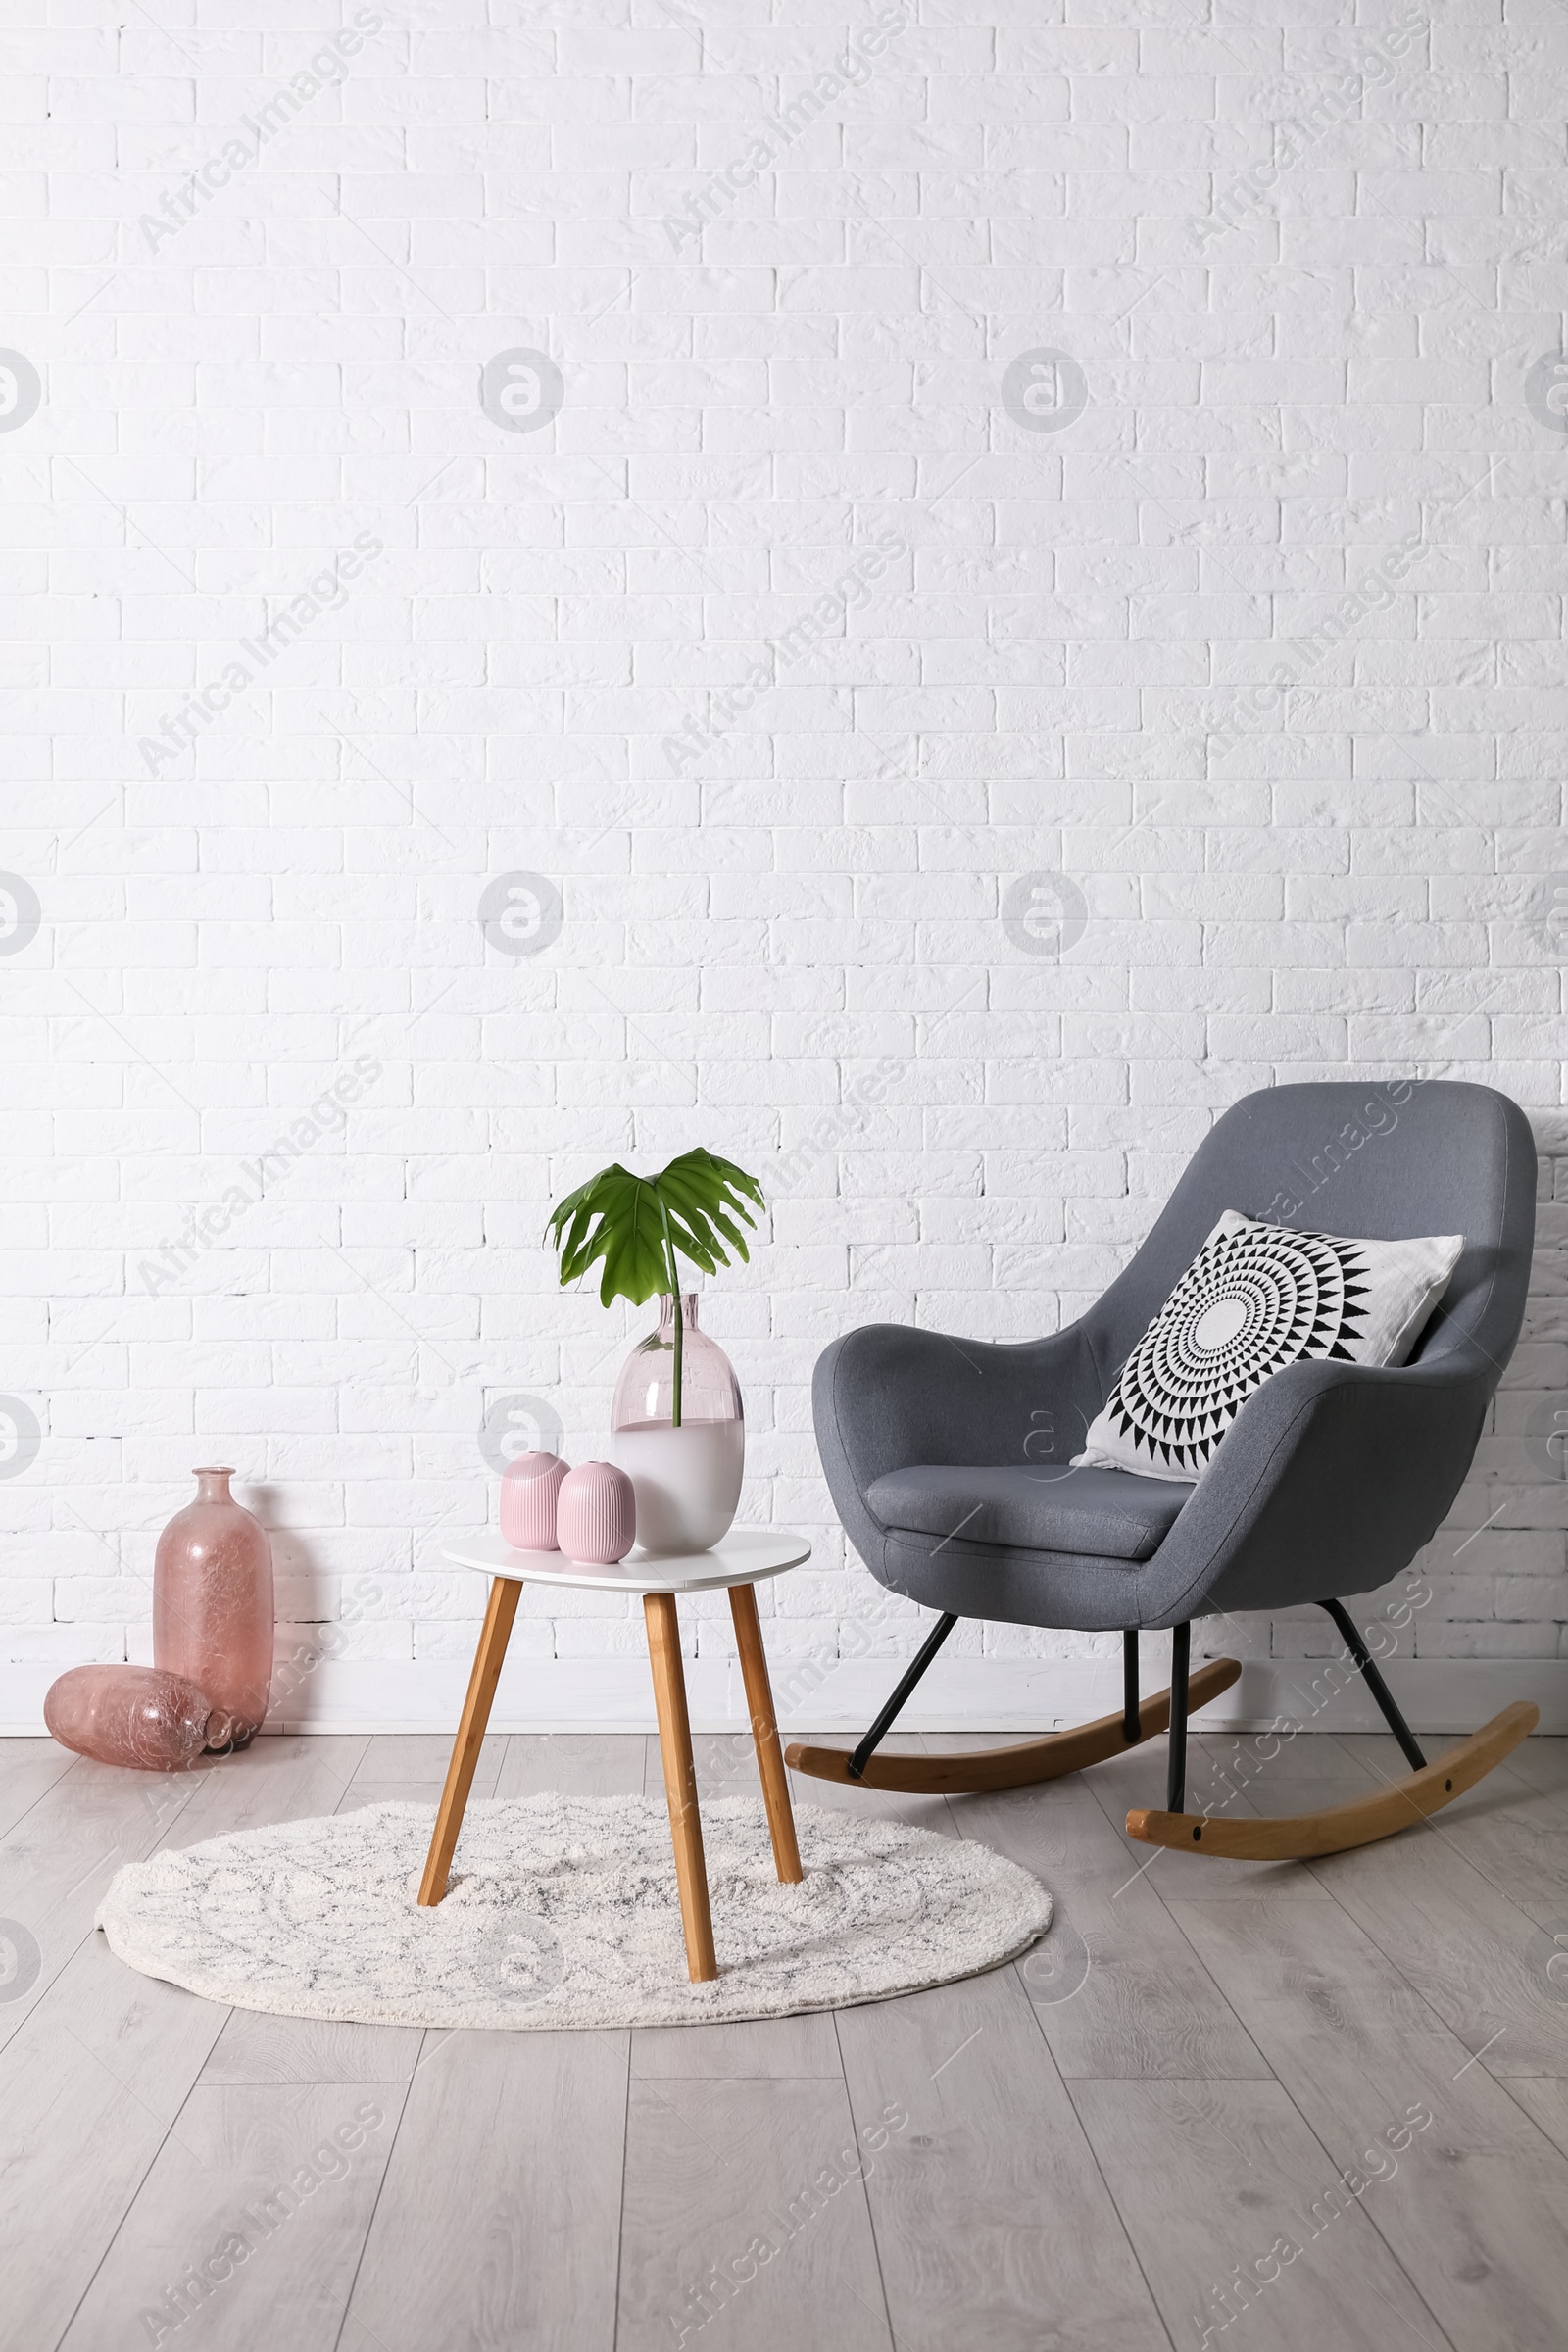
[787,1080,1540,1859]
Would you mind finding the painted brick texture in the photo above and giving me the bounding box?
[1,0,1565,1716]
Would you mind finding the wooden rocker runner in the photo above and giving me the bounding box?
[791,1081,1542,1860]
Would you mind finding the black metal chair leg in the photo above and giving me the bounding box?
[1122,1630,1139,1744]
[1165,1622,1190,1813]
[847,1611,957,1781]
[1319,1598,1427,1772]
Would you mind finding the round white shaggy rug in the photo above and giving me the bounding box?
[95,1793,1051,2030]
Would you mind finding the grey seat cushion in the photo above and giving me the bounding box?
[865,1463,1194,1564]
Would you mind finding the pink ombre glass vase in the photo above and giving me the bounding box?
[154,1467,273,1750]
[611,1293,744,1554]
[557,1462,636,1565]
[44,1664,212,1771]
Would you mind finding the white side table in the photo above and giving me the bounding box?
[417,1528,811,1983]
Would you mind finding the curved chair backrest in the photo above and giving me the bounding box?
[1086,1081,1536,1397]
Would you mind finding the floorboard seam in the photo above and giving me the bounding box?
[0,1749,81,1845]
[1033,2017,1180,2352]
[329,2066,416,2352]
[1132,1779,1304,2079]
[1147,1854,1469,2352]
[0,1766,210,2063]
[1294,1872,1568,2149]
[1296,1750,1568,2096]
[829,2008,899,2352]
[609,2029,633,2352]
[1492,2070,1568,2153]
[1244,2065,1462,2352]
[950,1761,1276,2079]
[46,2043,218,2352]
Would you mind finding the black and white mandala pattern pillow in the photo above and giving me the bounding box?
[1073,1211,1463,1484]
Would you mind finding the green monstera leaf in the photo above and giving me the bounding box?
[545,1149,764,1308]
[545,1150,764,1425]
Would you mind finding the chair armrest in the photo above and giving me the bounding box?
[1145,1354,1490,1626]
[813,1320,1102,1572]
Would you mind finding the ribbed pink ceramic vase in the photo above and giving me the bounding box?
[557,1461,636,1565]
[500,1451,568,1549]
[44,1664,213,1771]
[153,1467,273,1751]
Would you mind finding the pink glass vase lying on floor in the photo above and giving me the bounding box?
[44,1664,212,1770]
[154,1467,273,1750]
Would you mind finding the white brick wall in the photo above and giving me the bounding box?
[2,0,1566,1732]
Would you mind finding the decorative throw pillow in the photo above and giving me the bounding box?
[1072,1210,1463,1484]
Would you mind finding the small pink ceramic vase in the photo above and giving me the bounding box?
[500,1451,568,1550]
[557,1461,636,1565]
[44,1664,213,1771]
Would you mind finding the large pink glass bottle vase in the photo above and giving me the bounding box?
[154,1467,274,1749]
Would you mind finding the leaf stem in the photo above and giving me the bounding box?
[659,1199,683,1426]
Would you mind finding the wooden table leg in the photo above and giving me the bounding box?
[728,1581,803,1885]
[417,1575,520,1907]
[643,1592,718,1983]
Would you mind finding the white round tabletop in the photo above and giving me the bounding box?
[442,1525,811,1595]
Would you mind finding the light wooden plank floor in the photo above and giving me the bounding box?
[5,1729,1568,2351]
